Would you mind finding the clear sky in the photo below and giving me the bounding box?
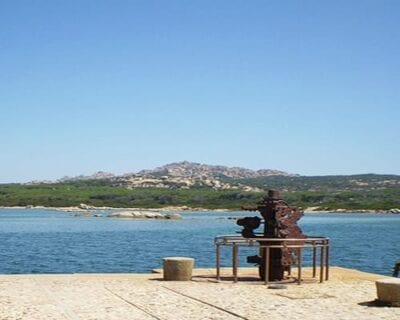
[1,0,399,182]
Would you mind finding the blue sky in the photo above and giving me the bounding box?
[1,0,399,182]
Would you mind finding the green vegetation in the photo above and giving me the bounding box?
[225,174,400,192]
[0,181,261,209]
[0,174,399,211]
[283,188,400,211]
[229,174,400,211]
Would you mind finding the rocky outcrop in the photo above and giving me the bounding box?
[78,203,92,210]
[138,161,293,179]
[54,207,89,213]
[72,212,103,218]
[117,161,279,191]
[23,161,293,192]
[108,211,182,220]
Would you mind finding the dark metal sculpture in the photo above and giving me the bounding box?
[237,190,306,281]
[393,261,400,277]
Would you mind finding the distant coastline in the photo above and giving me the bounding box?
[0,205,398,214]
[0,205,229,213]
[303,206,396,214]
[1,162,399,213]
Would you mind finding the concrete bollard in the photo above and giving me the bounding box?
[376,278,400,307]
[163,257,194,281]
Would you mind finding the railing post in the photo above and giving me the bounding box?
[325,239,330,281]
[216,243,221,281]
[232,243,238,283]
[320,245,325,283]
[312,241,317,278]
[297,247,302,285]
[265,246,270,285]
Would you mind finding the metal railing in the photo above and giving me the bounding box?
[215,235,330,285]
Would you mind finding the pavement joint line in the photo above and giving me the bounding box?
[104,286,165,320]
[162,285,250,320]
[33,279,80,320]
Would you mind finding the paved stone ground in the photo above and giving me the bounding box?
[0,267,399,320]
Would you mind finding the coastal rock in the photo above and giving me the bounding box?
[55,207,88,213]
[73,212,95,218]
[144,212,164,219]
[108,211,181,220]
[165,213,182,220]
[389,208,400,214]
[108,211,143,218]
[79,203,92,210]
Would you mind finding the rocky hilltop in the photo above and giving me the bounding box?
[117,161,294,191]
[137,161,293,179]
[28,161,294,192]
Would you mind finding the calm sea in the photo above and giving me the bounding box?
[0,209,399,276]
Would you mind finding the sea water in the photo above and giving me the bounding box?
[0,209,399,276]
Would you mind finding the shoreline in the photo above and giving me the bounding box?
[0,205,398,214]
[0,205,231,213]
[303,206,392,214]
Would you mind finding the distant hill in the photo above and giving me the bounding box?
[27,161,295,192]
[35,161,399,194]
[2,161,399,211]
[137,161,294,179]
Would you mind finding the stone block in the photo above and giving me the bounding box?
[376,278,400,306]
[163,257,194,281]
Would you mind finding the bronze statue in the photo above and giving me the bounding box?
[237,190,306,280]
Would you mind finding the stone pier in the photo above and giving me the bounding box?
[0,267,399,320]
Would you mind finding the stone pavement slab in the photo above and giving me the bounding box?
[0,268,399,320]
